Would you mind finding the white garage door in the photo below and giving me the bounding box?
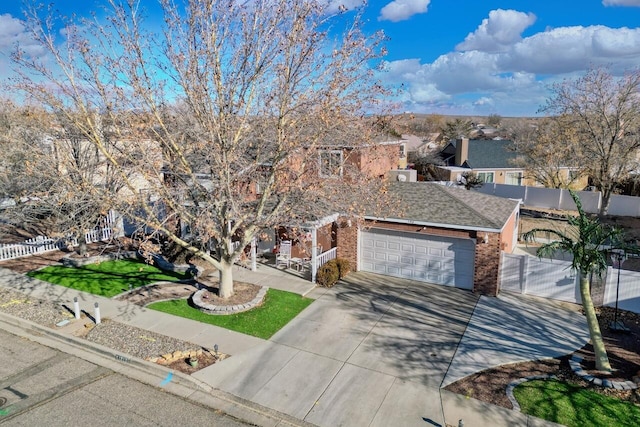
[360,228,475,289]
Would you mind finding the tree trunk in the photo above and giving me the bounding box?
[579,274,611,372]
[77,233,88,256]
[218,259,234,299]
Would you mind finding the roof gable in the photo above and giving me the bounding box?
[374,182,519,231]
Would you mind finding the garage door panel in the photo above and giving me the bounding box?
[374,241,387,249]
[360,229,475,289]
[400,256,413,264]
[387,241,400,250]
[387,254,400,263]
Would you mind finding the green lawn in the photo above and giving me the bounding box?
[514,379,640,427]
[148,288,314,339]
[27,259,189,298]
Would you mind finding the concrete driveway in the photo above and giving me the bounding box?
[193,272,479,426]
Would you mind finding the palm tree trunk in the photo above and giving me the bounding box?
[580,274,611,372]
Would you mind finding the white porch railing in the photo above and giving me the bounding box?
[310,247,337,282]
[316,247,337,267]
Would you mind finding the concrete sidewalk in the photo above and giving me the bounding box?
[0,263,585,427]
[0,263,316,355]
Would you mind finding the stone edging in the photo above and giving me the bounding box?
[506,374,557,411]
[191,286,268,315]
[507,355,640,411]
[569,355,638,390]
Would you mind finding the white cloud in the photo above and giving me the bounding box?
[456,9,536,53]
[324,1,365,14]
[378,0,430,23]
[385,8,640,116]
[500,25,640,74]
[0,13,49,82]
[473,97,494,107]
[603,0,640,6]
[0,13,45,59]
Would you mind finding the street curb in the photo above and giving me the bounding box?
[0,311,314,427]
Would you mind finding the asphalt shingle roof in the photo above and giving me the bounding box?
[375,182,520,231]
[444,139,520,169]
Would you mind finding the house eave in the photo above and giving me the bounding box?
[363,215,503,233]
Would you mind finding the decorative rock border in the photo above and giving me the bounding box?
[569,355,638,390]
[507,355,640,411]
[506,375,557,411]
[191,286,268,315]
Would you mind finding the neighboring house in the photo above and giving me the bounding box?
[436,138,527,185]
[435,138,584,188]
[336,181,521,296]
[404,133,444,161]
[470,123,500,139]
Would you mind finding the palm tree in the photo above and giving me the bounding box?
[522,191,624,372]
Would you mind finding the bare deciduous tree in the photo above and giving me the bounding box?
[510,115,584,189]
[540,67,640,214]
[0,100,122,254]
[9,0,391,298]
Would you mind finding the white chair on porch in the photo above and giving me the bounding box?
[276,240,292,268]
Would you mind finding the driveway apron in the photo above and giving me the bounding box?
[193,272,478,426]
[193,272,589,427]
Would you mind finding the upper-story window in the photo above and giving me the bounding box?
[319,150,343,177]
[476,171,494,183]
[399,143,406,158]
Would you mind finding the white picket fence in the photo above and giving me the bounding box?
[0,211,123,262]
[501,252,640,314]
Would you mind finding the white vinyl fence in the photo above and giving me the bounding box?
[604,266,640,314]
[0,211,123,261]
[502,252,640,314]
[501,252,581,304]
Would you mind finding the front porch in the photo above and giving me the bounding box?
[235,214,340,283]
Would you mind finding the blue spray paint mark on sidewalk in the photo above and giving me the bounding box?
[159,371,173,387]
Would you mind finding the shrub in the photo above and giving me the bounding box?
[334,258,351,278]
[316,261,340,288]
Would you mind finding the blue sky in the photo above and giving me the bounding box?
[2,0,640,117]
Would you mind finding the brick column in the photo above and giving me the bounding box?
[473,232,502,296]
[336,218,358,268]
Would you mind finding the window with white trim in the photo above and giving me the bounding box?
[505,171,523,185]
[476,171,494,183]
[319,150,343,177]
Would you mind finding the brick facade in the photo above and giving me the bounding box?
[472,232,502,296]
[336,218,358,268]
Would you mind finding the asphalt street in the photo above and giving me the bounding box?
[0,328,251,427]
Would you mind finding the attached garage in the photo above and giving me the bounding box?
[360,228,475,289]
[351,182,521,295]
